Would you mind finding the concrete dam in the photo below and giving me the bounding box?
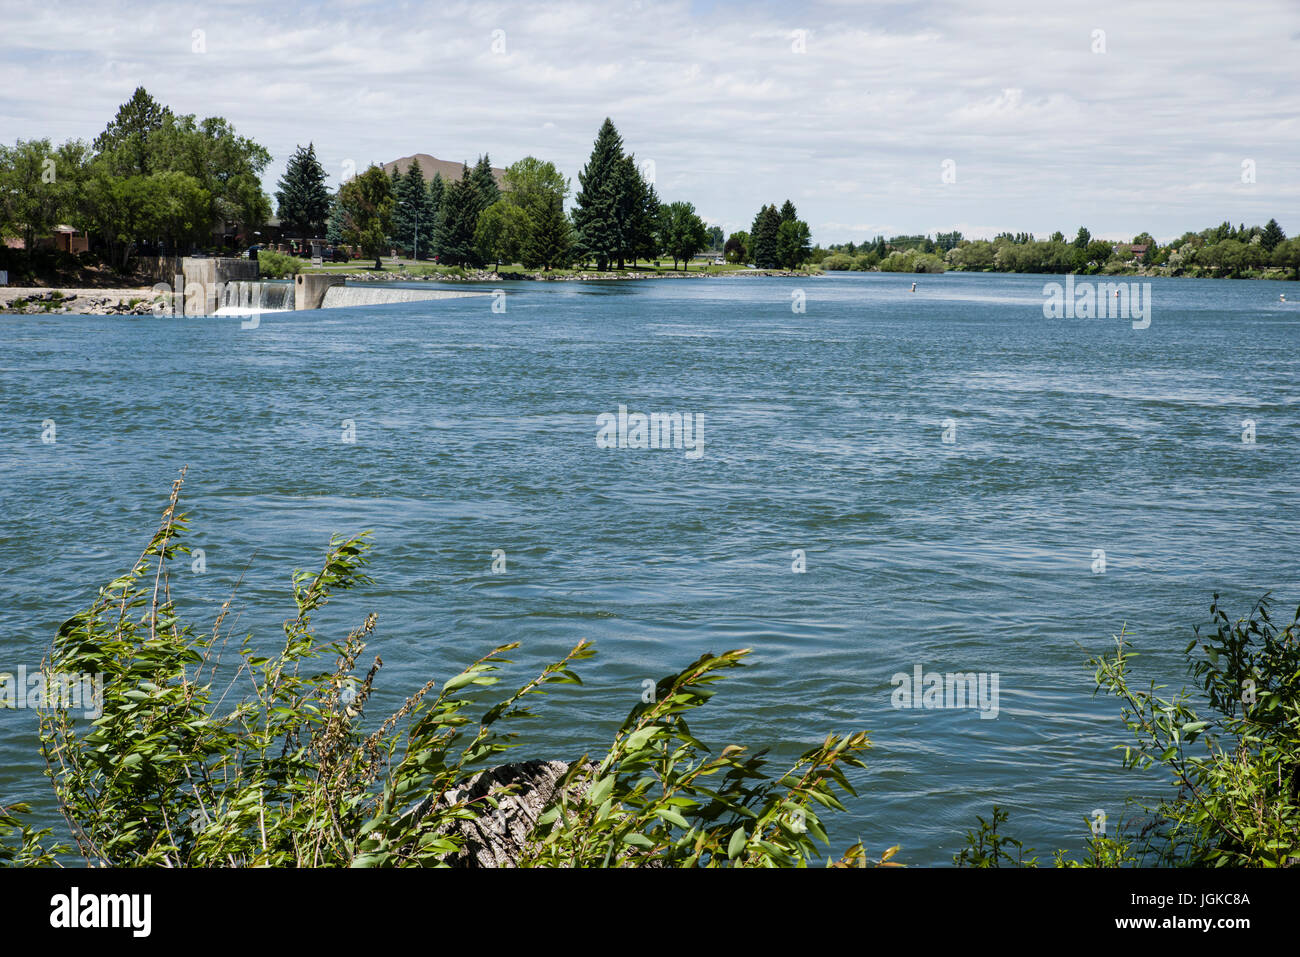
[141,257,489,315]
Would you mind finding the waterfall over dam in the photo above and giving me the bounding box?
[212,280,295,314]
[318,285,489,309]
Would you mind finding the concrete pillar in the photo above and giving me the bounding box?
[295,273,343,310]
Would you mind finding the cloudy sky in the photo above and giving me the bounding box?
[2,0,1297,243]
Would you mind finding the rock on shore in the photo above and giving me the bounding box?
[0,288,159,315]
[412,759,594,867]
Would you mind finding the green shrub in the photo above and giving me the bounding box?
[257,249,306,279]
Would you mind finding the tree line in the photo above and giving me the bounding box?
[303,118,724,272]
[817,221,1300,278]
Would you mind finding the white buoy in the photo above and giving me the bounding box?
[910,282,917,292]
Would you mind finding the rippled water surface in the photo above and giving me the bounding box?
[2,271,1298,864]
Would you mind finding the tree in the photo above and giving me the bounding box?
[143,112,272,243]
[706,225,724,251]
[93,87,173,177]
[433,164,480,267]
[82,172,160,269]
[1261,218,1285,253]
[503,157,566,215]
[724,231,748,264]
[659,200,709,270]
[0,139,61,251]
[615,155,659,267]
[523,191,573,270]
[150,170,211,251]
[1271,237,1300,278]
[325,197,345,245]
[572,118,625,270]
[779,199,798,224]
[1073,226,1091,249]
[337,164,394,269]
[750,204,781,267]
[475,198,528,272]
[470,155,500,218]
[501,156,571,267]
[1084,239,1114,268]
[392,159,435,258]
[275,143,331,237]
[427,172,445,223]
[776,217,812,269]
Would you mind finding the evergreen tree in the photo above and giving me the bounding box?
[775,217,812,268]
[750,204,781,268]
[613,155,659,267]
[427,172,445,240]
[94,86,172,176]
[779,199,798,224]
[1261,218,1286,253]
[392,159,435,258]
[572,118,626,270]
[274,143,331,237]
[1073,226,1091,249]
[325,196,345,245]
[523,190,573,270]
[434,163,480,266]
[470,155,500,217]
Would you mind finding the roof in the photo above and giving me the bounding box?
[382,153,507,187]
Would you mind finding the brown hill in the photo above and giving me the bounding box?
[382,153,507,188]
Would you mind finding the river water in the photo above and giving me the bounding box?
[2,270,1297,864]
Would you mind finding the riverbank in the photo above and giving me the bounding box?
[0,287,158,314]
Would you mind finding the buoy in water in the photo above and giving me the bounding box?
[910,282,917,292]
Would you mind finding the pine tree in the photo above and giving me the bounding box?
[779,199,798,224]
[325,197,345,245]
[523,190,573,270]
[1261,218,1286,253]
[750,204,781,268]
[275,143,331,237]
[94,86,172,176]
[613,154,658,267]
[434,164,480,266]
[572,118,625,270]
[470,155,500,217]
[392,159,435,258]
[427,173,445,232]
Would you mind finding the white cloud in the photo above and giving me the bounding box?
[0,0,1296,243]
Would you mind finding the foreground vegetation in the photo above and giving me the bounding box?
[2,475,1296,868]
[3,473,879,867]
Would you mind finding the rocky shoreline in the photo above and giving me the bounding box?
[0,288,160,315]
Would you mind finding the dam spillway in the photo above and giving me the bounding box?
[317,284,489,309]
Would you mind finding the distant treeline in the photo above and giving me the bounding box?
[813,223,1300,278]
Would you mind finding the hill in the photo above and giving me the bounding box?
[382,153,506,188]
